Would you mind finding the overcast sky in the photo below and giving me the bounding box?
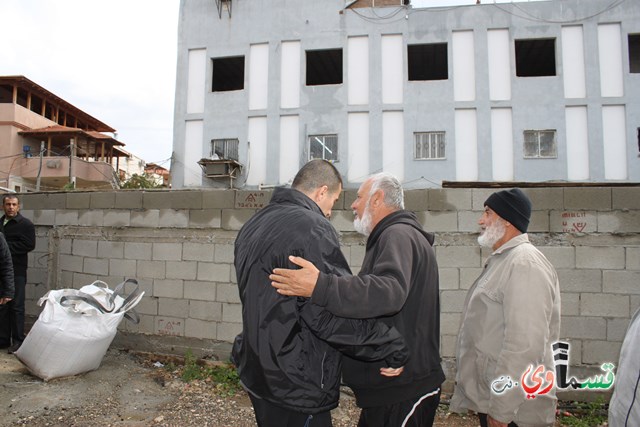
[0,0,532,167]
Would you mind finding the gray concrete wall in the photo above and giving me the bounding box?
[19,187,640,387]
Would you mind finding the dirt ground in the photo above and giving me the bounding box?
[0,348,483,427]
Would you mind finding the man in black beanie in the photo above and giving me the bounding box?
[451,188,561,427]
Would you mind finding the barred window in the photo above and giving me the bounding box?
[523,130,557,158]
[415,132,446,159]
[309,134,338,161]
[211,138,239,161]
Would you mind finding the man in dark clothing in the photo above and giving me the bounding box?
[232,161,409,427]
[0,195,36,353]
[271,172,445,427]
[0,233,15,306]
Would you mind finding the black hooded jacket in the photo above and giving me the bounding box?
[0,233,14,299]
[313,210,446,407]
[231,187,409,414]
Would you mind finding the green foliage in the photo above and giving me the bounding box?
[63,181,76,191]
[120,173,162,189]
[179,349,241,397]
[559,397,608,427]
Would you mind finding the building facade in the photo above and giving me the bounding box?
[172,0,640,189]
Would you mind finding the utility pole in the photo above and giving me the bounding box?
[36,141,44,191]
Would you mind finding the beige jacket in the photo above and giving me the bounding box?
[450,234,561,427]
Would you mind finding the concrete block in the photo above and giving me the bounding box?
[78,210,104,227]
[202,190,236,209]
[628,247,640,270]
[168,190,203,209]
[59,254,84,273]
[183,242,214,262]
[83,258,109,276]
[603,271,640,294]
[20,209,34,222]
[561,316,606,339]
[221,209,256,231]
[142,191,169,209]
[124,242,152,260]
[214,244,234,263]
[439,268,459,290]
[32,209,55,226]
[130,210,160,228]
[158,209,189,228]
[197,263,231,282]
[98,241,124,259]
[528,210,550,232]
[330,210,355,232]
[404,190,428,211]
[158,297,190,318]
[90,192,116,209]
[417,211,458,232]
[138,261,166,280]
[216,322,243,343]
[58,270,74,288]
[333,191,346,211]
[134,297,158,315]
[598,211,640,233]
[66,192,91,209]
[109,259,137,278]
[557,269,602,293]
[550,210,597,233]
[152,243,183,261]
[343,190,358,209]
[189,209,222,228]
[582,340,621,365]
[440,335,457,359]
[103,210,131,227]
[166,261,198,280]
[436,246,481,268]
[457,211,480,233]
[525,188,564,210]
[126,315,155,334]
[235,191,271,209]
[561,292,580,316]
[42,193,67,209]
[34,236,48,253]
[580,293,628,317]
[155,317,185,337]
[460,268,483,289]
[20,193,48,210]
[72,239,97,257]
[223,303,242,323]
[115,191,143,209]
[440,290,468,313]
[189,300,223,321]
[185,318,217,340]
[612,187,640,210]
[576,247,624,269]
[184,280,217,301]
[539,246,575,269]
[440,312,462,335]
[631,296,640,316]
[607,318,632,342]
[471,189,497,211]
[153,279,183,299]
[428,189,472,211]
[55,210,79,226]
[217,283,241,303]
[73,272,100,289]
[564,187,611,210]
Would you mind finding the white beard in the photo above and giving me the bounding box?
[353,204,373,236]
[478,219,506,248]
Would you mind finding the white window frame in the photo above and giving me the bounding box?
[523,130,557,159]
[308,134,338,161]
[414,131,446,160]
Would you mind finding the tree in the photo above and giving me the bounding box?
[120,173,162,189]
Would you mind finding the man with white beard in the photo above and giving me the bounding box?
[270,173,445,427]
[450,188,561,427]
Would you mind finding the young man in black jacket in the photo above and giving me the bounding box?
[0,195,36,353]
[0,233,15,306]
[232,161,409,427]
[271,173,445,427]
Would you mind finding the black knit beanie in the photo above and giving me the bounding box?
[484,188,532,233]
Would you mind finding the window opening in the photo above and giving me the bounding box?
[629,34,640,73]
[524,130,557,158]
[212,56,245,92]
[415,132,446,159]
[515,38,556,77]
[306,49,343,86]
[309,134,338,161]
[408,43,448,81]
[211,138,239,161]
[0,85,12,103]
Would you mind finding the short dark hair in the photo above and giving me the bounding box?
[292,160,342,194]
[2,194,18,204]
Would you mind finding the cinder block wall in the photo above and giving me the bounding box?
[19,187,640,378]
